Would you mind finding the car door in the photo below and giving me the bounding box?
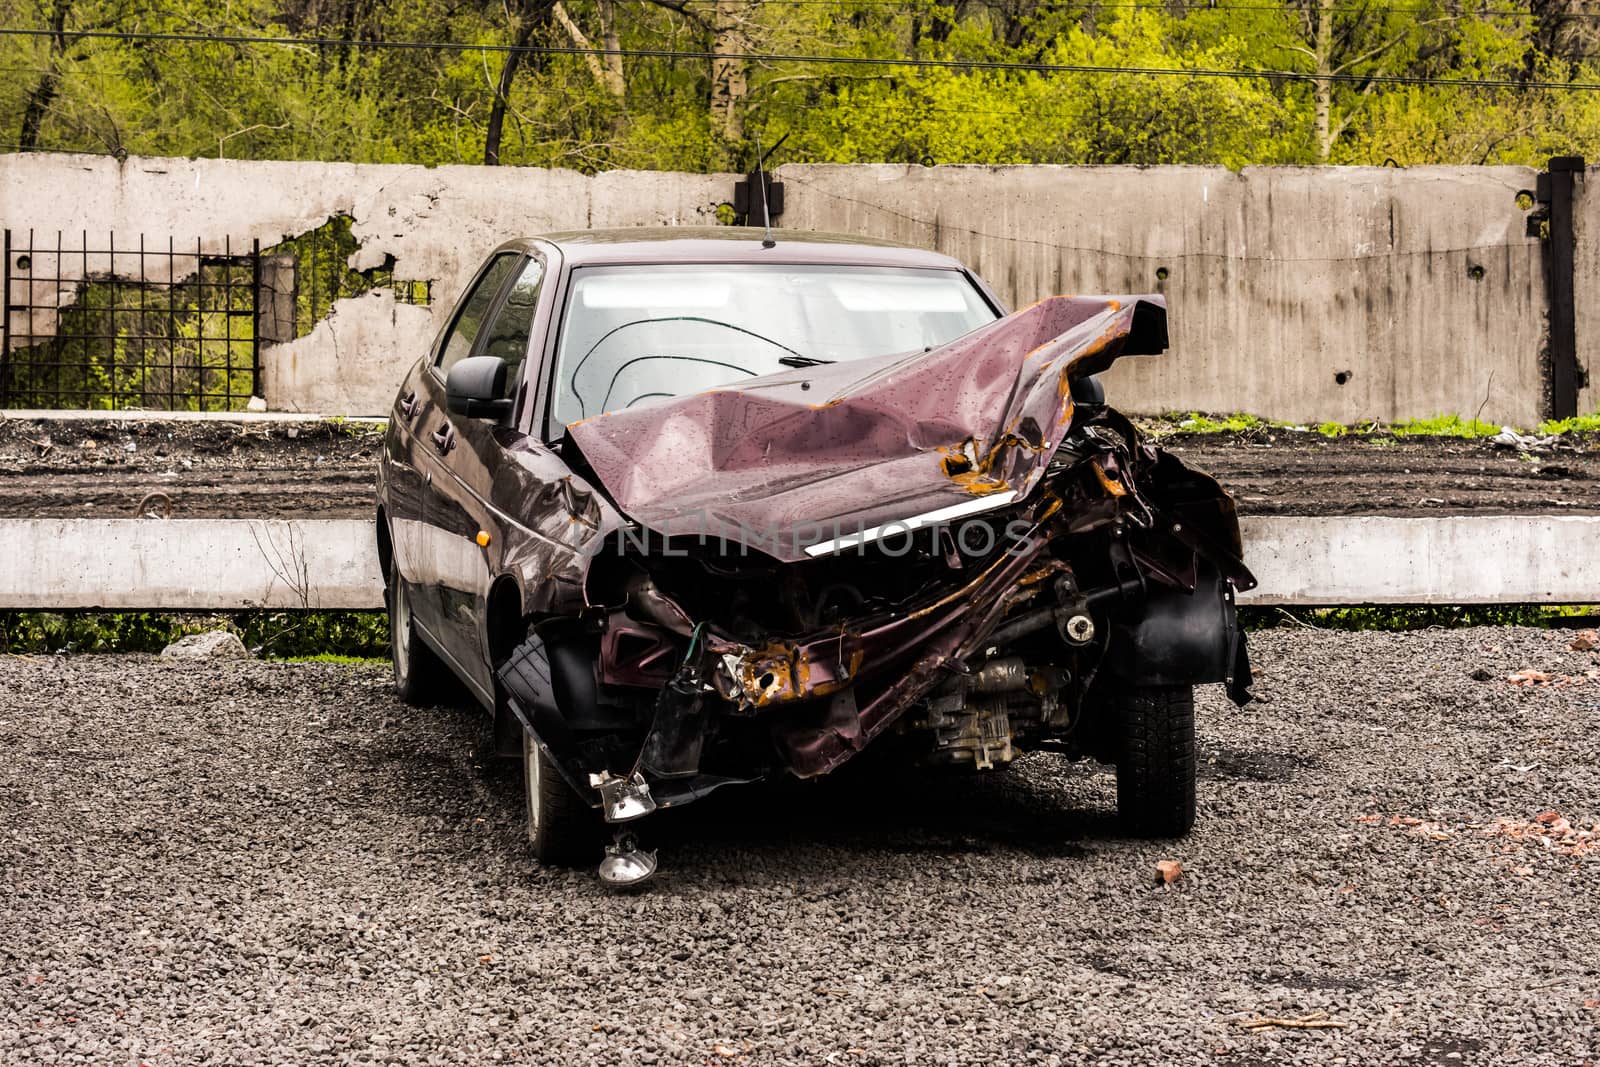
[419,252,549,700]
[410,251,523,692]
[383,356,433,616]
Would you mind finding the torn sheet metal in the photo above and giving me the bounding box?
[566,295,1167,560]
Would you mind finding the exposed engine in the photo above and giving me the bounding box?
[499,404,1253,822]
[485,292,1256,885]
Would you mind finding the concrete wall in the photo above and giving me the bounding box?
[0,154,1558,422]
[1242,515,1600,604]
[780,164,1547,427]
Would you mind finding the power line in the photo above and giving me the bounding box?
[1,25,1596,91]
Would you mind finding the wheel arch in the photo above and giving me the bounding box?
[485,572,529,665]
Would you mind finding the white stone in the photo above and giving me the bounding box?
[160,630,251,659]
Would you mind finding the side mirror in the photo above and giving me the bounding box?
[445,355,513,420]
[1069,373,1106,406]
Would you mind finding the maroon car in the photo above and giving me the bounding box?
[377,228,1254,885]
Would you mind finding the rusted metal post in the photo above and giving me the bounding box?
[1544,155,1584,421]
[251,237,262,399]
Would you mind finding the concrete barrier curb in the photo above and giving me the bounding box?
[0,518,382,610]
[0,515,1595,610]
[1240,515,1600,605]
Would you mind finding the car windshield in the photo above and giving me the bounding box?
[550,264,997,426]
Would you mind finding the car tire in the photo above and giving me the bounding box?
[387,559,452,706]
[1113,684,1196,838]
[524,732,600,866]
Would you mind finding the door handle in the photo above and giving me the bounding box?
[398,392,420,419]
[430,424,456,455]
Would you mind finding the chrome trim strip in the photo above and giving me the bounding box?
[802,490,1019,557]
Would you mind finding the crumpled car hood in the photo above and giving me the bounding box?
[565,294,1168,562]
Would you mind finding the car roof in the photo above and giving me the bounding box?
[512,227,969,269]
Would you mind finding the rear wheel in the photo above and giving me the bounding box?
[388,559,452,706]
[524,733,601,866]
[1113,684,1196,838]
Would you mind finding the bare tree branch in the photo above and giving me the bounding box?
[552,0,625,100]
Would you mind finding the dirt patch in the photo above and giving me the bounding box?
[2,416,1598,519]
[1158,428,1600,517]
[1197,742,1315,782]
[0,416,383,519]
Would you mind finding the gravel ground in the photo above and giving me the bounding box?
[3,628,1599,1065]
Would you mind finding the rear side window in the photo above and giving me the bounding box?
[435,253,520,375]
[477,258,545,398]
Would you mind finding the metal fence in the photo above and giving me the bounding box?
[1,230,262,411]
[0,219,432,412]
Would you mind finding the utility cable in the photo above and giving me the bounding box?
[1,26,1598,91]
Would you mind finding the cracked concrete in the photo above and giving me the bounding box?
[259,289,437,414]
[0,154,1575,421]
[1,155,731,413]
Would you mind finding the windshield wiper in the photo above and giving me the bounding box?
[777,355,835,368]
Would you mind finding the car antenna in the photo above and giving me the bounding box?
[752,130,788,249]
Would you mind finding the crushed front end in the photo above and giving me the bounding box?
[499,294,1255,880]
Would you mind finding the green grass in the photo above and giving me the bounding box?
[1242,604,1600,631]
[1389,415,1501,438]
[1148,410,1600,440]
[1151,412,1292,434]
[0,611,388,658]
[326,414,385,438]
[5,607,1591,658]
[1538,413,1600,435]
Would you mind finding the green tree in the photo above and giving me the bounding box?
[0,0,1591,169]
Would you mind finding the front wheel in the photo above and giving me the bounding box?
[524,733,601,866]
[388,559,453,706]
[1113,684,1196,838]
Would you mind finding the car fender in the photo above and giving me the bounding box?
[1105,567,1242,689]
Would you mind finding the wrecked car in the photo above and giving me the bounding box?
[377,228,1254,885]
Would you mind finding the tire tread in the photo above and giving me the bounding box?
[1114,685,1196,838]
[525,735,602,866]
[507,632,601,867]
